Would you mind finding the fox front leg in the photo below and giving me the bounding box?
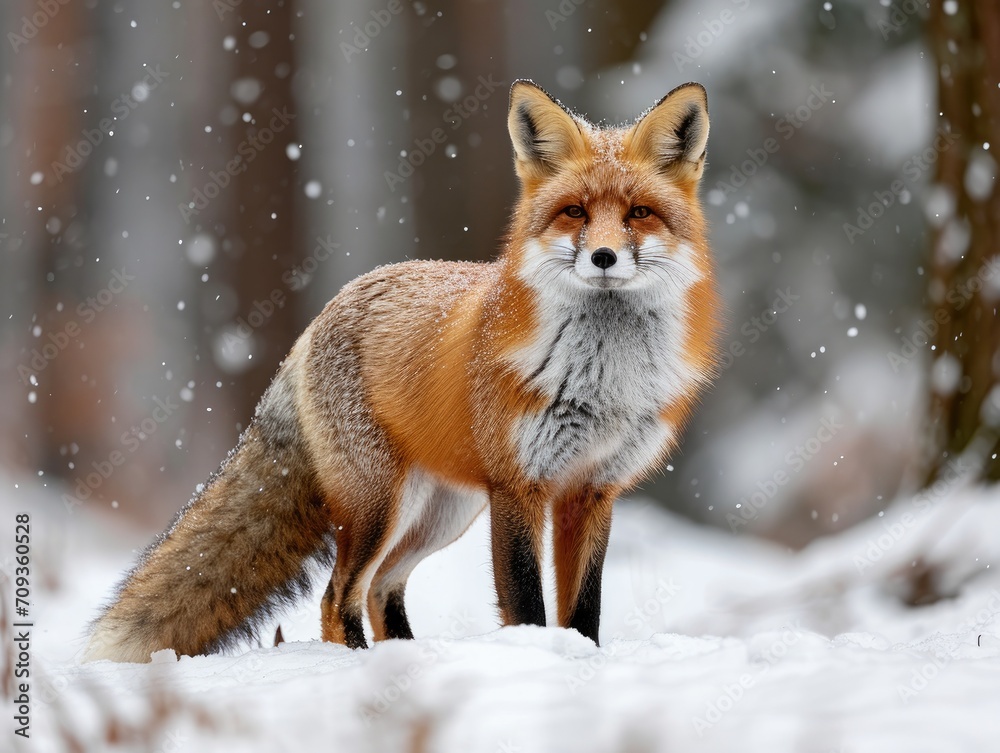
[552,485,616,644]
[489,485,547,628]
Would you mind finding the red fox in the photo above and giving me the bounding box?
[86,80,719,662]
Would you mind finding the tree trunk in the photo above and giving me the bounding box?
[197,1,305,435]
[403,0,510,265]
[923,0,1000,485]
[7,0,97,478]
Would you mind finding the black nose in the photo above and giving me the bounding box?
[591,248,617,269]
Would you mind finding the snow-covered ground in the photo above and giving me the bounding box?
[5,479,1000,752]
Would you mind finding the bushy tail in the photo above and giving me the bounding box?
[85,368,333,663]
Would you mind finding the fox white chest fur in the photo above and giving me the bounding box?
[509,230,706,487]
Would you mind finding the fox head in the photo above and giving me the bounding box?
[505,80,712,298]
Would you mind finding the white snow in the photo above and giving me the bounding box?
[184,233,216,266]
[304,180,322,199]
[230,78,262,106]
[930,352,962,396]
[6,479,1000,752]
[963,151,996,202]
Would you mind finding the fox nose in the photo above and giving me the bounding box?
[591,248,617,269]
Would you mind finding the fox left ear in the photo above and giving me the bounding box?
[624,83,710,184]
[508,79,588,183]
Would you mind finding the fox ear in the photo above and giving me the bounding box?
[508,80,587,182]
[624,83,709,184]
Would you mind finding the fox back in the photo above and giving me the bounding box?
[87,80,719,662]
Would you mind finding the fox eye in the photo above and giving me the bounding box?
[562,205,586,219]
[629,206,652,219]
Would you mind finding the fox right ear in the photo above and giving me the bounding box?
[624,82,710,185]
[508,80,587,183]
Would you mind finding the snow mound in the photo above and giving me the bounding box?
[7,484,1000,752]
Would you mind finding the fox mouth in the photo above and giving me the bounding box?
[581,275,628,289]
[576,273,631,290]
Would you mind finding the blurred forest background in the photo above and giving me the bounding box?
[1,0,997,550]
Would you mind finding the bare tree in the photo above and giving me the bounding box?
[922,0,1000,485]
[212,1,305,424]
[403,0,510,264]
[6,1,101,480]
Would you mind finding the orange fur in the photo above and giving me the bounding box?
[87,80,720,662]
